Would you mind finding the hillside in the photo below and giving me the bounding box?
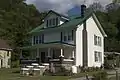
[96,8,120,52]
[0,0,47,62]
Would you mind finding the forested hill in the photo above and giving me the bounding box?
[96,8,120,52]
[0,0,47,61]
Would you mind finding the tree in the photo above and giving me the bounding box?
[0,0,47,61]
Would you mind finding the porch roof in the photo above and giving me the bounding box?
[21,42,75,50]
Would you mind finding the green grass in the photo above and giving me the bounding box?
[0,68,103,80]
[0,68,70,80]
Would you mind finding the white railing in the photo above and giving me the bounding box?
[50,59,74,62]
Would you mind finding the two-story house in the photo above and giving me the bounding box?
[21,5,107,73]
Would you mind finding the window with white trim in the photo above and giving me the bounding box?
[94,35,101,46]
[33,35,44,45]
[46,17,59,27]
[94,51,102,62]
[63,30,73,41]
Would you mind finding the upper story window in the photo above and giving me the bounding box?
[94,35,101,46]
[46,17,59,27]
[94,51,102,62]
[62,30,74,42]
[33,35,44,45]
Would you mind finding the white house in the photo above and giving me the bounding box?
[0,39,12,68]
[21,5,107,72]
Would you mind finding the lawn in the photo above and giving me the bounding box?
[0,68,72,80]
[0,68,105,80]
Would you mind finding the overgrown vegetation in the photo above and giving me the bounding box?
[0,0,47,66]
[96,7,120,52]
[93,71,108,80]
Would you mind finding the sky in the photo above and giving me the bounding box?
[26,0,113,13]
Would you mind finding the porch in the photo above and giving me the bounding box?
[20,42,76,73]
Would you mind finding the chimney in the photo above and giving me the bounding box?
[81,4,86,17]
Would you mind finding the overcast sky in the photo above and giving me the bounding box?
[26,0,112,13]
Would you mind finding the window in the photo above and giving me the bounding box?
[94,35,97,45]
[98,37,101,46]
[33,35,44,45]
[39,35,42,43]
[33,36,36,44]
[94,51,102,62]
[46,17,59,27]
[63,35,67,41]
[47,20,49,27]
[63,30,74,41]
[68,32,72,41]
[56,18,58,26]
[35,36,39,44]
[94,35,101,46]
[53,18,55,25]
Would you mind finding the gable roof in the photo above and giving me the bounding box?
[0,39,12,50]
[29,9,107,37]
[44,10,69,20]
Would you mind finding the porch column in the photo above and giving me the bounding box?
[37,48,39,57]
[72,50,75,58]
[48,48,51,63]
[59,48,64,64]
[48,48,51,57]
[36,48,40,64]
[60,48,64,57]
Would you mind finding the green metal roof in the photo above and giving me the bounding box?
[20,41,75,50]
[29,10,92,34]
[28,8,107,37]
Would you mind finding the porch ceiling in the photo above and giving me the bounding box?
[21,42,75,50]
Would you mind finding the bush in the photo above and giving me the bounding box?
[43,66,73,76]
[11,60,20,68]
[93,71,108,80]
[43,69,52,76]
[78,66,101,72]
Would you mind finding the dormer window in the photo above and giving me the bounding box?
[46,17,59,27]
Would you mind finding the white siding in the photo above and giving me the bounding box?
[75,16,104,67]
[76,24,83,66]
[62,30,75,45]
[0,50,11,68]
[44,31,61,43]
[86,17,104,67]
[44,13,66,28]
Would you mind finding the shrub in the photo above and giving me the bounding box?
[11,60,20,68]
[79,66,101,72]
[93,71,108,80]
[53,66,73,76]
[43,66,73,76]
[43,69,52,76]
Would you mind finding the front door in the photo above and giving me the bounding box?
[41,52,46,63]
